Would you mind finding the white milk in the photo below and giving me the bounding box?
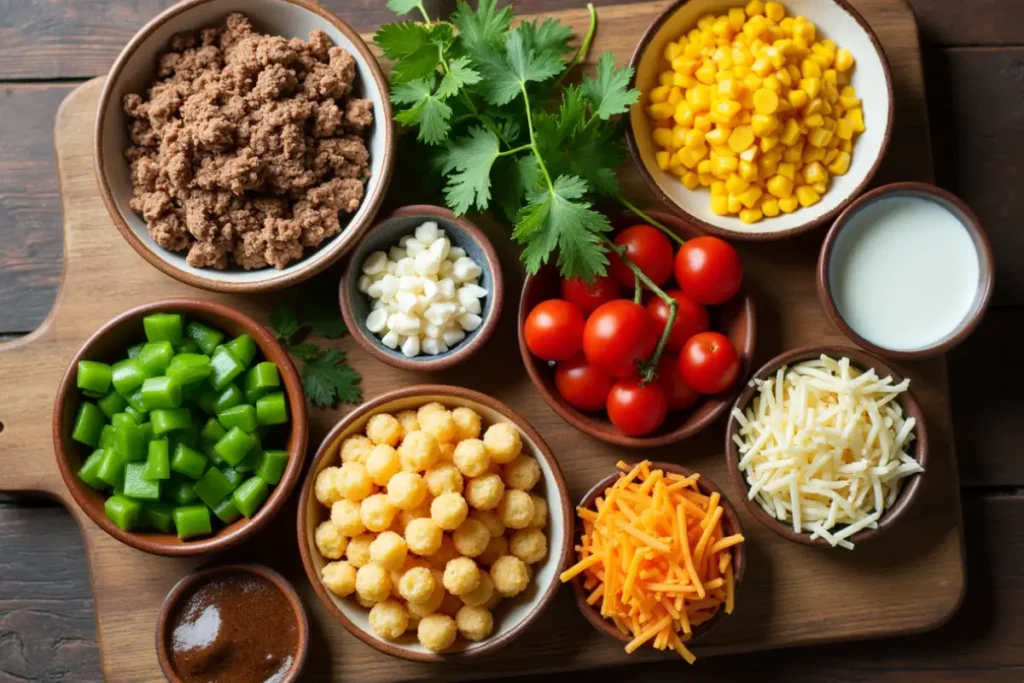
[829,195,980,351]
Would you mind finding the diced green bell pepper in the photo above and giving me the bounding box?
[173,505,212,539]
[123,405,145,424]
[124,388,147,414]
[77,360,112,396]
[234,444,261,472]
[193,467,235,508]
[111,412,137,429]
[96,448,125,489]
[98,424,116,449]
[209,347,245,390]
[212,383,245,414]
[193,384,219,415]
[223,334,257,368]
[232,476,269,518]
[140,376,182,410]
[219,467,245,490]
[176,338,200,354]
[127,343,144,359]
[114,422,146,462]
[256,392,288,426]
[97,390,128,418]
[255,449,289,486]
[143,502,176,533]
[105,495,143,531]
[123,462,161,501]
[143,313,184,345]
[218,404,257,433]
[212,498,242,524]
[142,439,170,480]
[244,362,280,403]
[171,443,207,480]
[71,402,106,447]
[166,353,212,386]
[166,478,198,505]
[200,417,227,447]
[111,358,146,396]
[213,427,258,467]
[138,341,175,376]
[151,407,192,435]
[185,322,224,356]
[77,449,110,490]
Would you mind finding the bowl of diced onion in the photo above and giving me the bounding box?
[339,205,504,372]
[724,345,927,548]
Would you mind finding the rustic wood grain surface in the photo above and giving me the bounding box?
[0,0,1021,681]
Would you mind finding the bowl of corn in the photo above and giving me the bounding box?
[627,0,893,240]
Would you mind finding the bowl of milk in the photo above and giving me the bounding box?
[817,182,994,358]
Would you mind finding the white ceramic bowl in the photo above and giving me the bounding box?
[627,0,893,240]
[296,386,573,661]
[95,0,394,292]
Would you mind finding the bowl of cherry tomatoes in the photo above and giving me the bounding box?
[517,211,756,447]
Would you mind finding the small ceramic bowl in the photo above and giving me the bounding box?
[296,385,573,662]
[518,210,756,448]
[339,205,504,372]
[570,462,745,647]
[95,0,394,293]
[53,299,309,556]
[817,182,995,359]
[156,563,309,683]
[627,0,894,240]
[724,345,928,547]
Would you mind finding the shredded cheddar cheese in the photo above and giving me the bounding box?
[560,461,744,663]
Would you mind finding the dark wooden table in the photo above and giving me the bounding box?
[2,1,1022,681]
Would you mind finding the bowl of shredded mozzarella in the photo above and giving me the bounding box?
[724,346,926,549]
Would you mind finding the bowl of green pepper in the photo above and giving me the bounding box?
[53,298,308,556]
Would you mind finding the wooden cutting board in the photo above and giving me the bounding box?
[0,1,965,681]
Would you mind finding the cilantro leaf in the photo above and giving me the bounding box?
[440,127,501,214]
[303,349,362,408]
[437,56,481,99]
[386,0,425,15]
[493,154,541,222]
[287,343,320,361]
[374,21,432,60]
[452,0,514,57]
[393,77,453,145]
[519,18,574,58]
[269,304,300,342]
[582,52,641,120]
[475,29,565,105]
[382,23,451,84]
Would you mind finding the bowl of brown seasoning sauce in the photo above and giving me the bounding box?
[157,563,309,683]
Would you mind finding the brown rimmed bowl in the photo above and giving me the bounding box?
[339,205,504,372]
[817,182,995,359]
[53,298,309,556]
[569,462,745,648]
[156,563,309,683]
[95,0,395,293]
[296,385,573,662]
[626,0,894,241]
[724,345,928,547]
[518,210,756,448]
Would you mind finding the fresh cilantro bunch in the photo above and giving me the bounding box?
[376,0,640,281]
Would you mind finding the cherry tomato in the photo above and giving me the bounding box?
[560,275,622,316]
[657,354,700,412]
[524,299,585,362]
[645,290,710,352]
[674,236,744,305]
[554,354,615,412]
[607,225,675,289]
[606,378,669,437]
[678,331,741,395]
[583,300,658,378]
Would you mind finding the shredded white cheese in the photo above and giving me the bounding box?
[731,354,923,549]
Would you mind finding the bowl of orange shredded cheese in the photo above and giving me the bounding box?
[559,461,745,663]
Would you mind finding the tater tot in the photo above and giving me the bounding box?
[416,402,447,423]
[366,413,402,447]
[314,520,348,559]
[387,471,428,510]
[469,509,506,538]
[369,531,408,571]
[406,570,446,617]
[424,463,464,496]
[453,439,490,477]
[477,535,509,566]
[460,571,495,607]
[443,557,481,596]
[398,430,441,472]
[321,560,357,597]
[398,566,436,604]
[369,599,409,640]
[346,532,375,568]
[464,473,505,511]
[355,563,392,604]
[482,422,522,464]
[314,467,344,506]
[395,410,420,437]
[341,435,374,463]
[417,613,457,652]
[451,407,482,441]
[338,462,374,501]
[509,527,548,564]
[405,517,444,556]
[497,489,535,530]
[331,499,366,537]
[456,605,494,642]
[502,455,541,491]
[360,493,398,532]
[528,494,548,529]
[452,519,490,558]
[431,491,469,531]
[366,444,401,486]
[420,409,458,444]
[490,555,529,597]
[439,442,455,462]
[428,536,460,569]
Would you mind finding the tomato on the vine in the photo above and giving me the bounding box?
[646,289,710,352]
[657,354,700,412]
[560,275,622,316]
[554,354,615,412]
[583,300,658,378]
[524,299,585,361]
[678,331,740,395]
[606,378,668,437]
[674,236,744,305]
[607,225,675,289]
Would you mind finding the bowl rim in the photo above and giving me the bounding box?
[569,461,746,646]
[51,297,310,556]
[517,209,757,448]
[295,384,574,662]
[155,562,310,683]
[723,344,929,547]
[625,0,895,242]
[816,181,996,359]
[338,204,505,372]
[94,0,395,293]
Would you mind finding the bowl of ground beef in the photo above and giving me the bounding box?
[95,0,394,292]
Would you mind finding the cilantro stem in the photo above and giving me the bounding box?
[633,276,642,304]
[557,3,599,86]
[618,195,685,246]
[414,2,431,26]
[498,143,532,157]
[520,84,554,191]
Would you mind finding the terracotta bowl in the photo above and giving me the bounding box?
[53,298,309,556]
[817,182,995,359]
[627,0,894,240]
[518,210,756,448]
[570,462,745,647]
[95,0,394,293]
[156,563,309,683]
[724,345,928,547]
[297,385,573,662]
[339,205,504,372]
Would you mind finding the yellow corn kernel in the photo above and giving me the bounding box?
[744,16,768,40]
[834,116,854,141]
[684,128,706,148]
[650,85,670,104]
[823,68,838,86]
[780,118,801,146]
[739,208,763,224]
[804,113,824,129]
[787,89,808,109]
[725,173,750,195]
[676,72,697,88]
[738,185,763,208]
[682,171,701,190]
[697,14,715,30]
[671,127,689,148]
[823,83,839,105]
[740,145,759,162]
[763,74,781,92]
[800,77,821,99]
[742,73,763,91]
[694,114,712,131]
[779,195,799,213]
[714,155,739,176]
[710,195,730,215]
[822,116,837,132]
[760,135,780,153]
[659,71,675,87]
[691,85,714,111]
[803,146,826,163]
[724,7,743,30]
[821,101,833,116]
[738,159,758,182]
[648,103,674,120]
[697,159,712,174]
[711,180,728,197]
[801,59,822,79]
[764,1,785,22]
[745,0,765,16]
[808,127,833,148]
[726,194,742,213]
[728,125,755,153]
[762,197,781,217]
[718,77,740,100]
[839,139,852,153]
[824,149,840,166]
[663,42,682,62]
[766,174,794,198]
[653,128,675,149]
[805,97,823,116]
[783,141,804,162]
[751,113,780,136]
[667,87,684,106]
[835,48,855,72]
[776,162,797,181]
[793,17,816,43]
[846,108,865,133]
[776,67,792,88]
[674,102,695,126]
[796,185,821,207]
[655,151,671,170]
[752,88,779,114]
[839,87,861,111]
[672,56,697,75]
[711,99,742,123]
[812,180,828,194]
[705,126,731,146]
[696,62,718,85]
[751,57,774,77]
[758,155,779,179]
[803,161,828,185]
[828,151,851,175]
[779,16,794,35]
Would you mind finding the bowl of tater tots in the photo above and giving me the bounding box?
[297,385,573,660]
